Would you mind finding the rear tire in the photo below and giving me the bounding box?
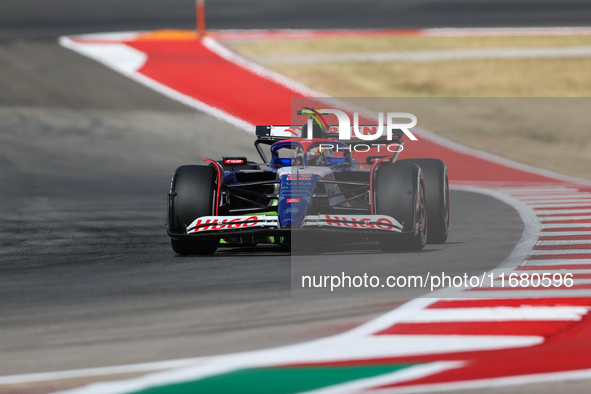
[168,165,218,255]
[398,159,449,244]
[375,162,427,252]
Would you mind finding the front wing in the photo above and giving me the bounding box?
[167,214,412,241]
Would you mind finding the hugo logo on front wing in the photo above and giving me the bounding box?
[188,216,262,232]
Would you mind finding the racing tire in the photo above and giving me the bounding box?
[397,159,449,244]
[375,162,427,252]
[168,165,218,255]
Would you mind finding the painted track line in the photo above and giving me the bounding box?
[0,359,202,385]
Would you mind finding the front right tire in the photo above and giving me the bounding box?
[397,159,449,244]
[375,161,427,252]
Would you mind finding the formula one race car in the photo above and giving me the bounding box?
[166,114,449,255]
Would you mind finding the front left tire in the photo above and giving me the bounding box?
[167,165,219,255]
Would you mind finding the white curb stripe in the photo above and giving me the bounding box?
[530,202,591,208]
[542,223,591,229]
[465,290,591,298]
[524,258,591,265]
[536,209,591,215]
[396,307,587,322]
[495,188,579,194]
[0,359,202,385]
[538,240,591,245]
[532,250,591,255]
[541,231,591,237]
[521,194,591,201]
[540,216,591,222]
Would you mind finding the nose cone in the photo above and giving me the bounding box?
[278,173,319,228]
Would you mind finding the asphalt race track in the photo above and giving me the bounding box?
[0,0,566,384]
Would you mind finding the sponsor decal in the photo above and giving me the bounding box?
[285,174,312,181]
[188,215,277,233]
[286,198,301,203]
[305,215,402,231]
[223,157,247,165]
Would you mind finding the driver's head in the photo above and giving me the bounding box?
[306,147,326,166]
[301,121,326,139]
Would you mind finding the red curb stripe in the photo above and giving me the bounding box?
[124,40,306,126]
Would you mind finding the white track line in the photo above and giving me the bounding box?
[538,240,591,245]
[543,223,591,229]
[465,290,591,298]
[521,195,591,201]
[482,187,579,194]
[397,307,587,322]
[540,216,591,221]
[541,231,591,237]
[529,202,591,208]
[536,209,591,215]
[524,258,591,265]
[532,250,591,255]
[0,359,202,385]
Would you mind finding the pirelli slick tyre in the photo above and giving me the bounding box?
[167,165,218,255]
[375,162,427,252]
[397,159,449,244]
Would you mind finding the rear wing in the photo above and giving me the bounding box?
[255,125,405,143]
